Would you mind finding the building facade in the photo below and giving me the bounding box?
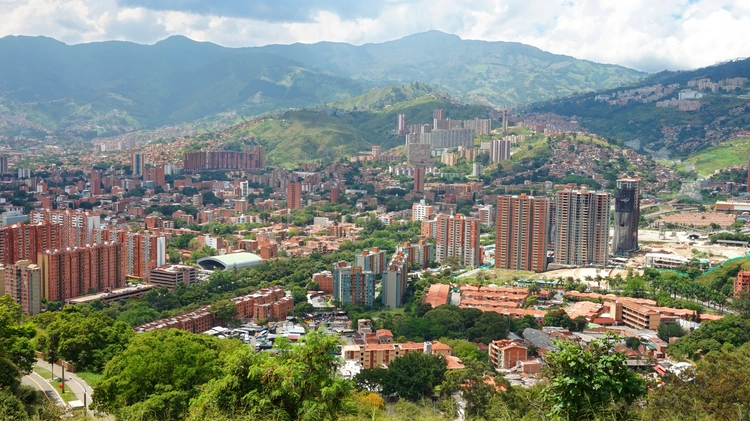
[382,252,408,308]
[3,260,42,315]
[554,188,611,266]
[496,195,549,273]
[355,248,387,276]
[434,214,481,267]
[332,261,376,307]
[612,178,641,256]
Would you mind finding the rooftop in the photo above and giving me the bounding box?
[197,252,264,271]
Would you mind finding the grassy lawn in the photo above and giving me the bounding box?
[76,371,102,388]
[461,268,535,284]
[33,366,77,402]
[686,137,750,175]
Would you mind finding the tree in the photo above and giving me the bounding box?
[543,333,646,420]
[657,322,686,341]
[35,307,133,372]
[379,351,447,401]
[543,308,575,330]
[188,331,354,421]
[0,295,36,388]
[93,329,233,421]
[210,299,239,327]
[441,359,501,418]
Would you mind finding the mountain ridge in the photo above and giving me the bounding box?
[0,31,646,140]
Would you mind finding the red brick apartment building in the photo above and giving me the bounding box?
[135,287,293,334]
[496,194,549,273]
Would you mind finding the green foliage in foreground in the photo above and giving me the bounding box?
[92,329,237,421]
[543,334,647,420]
[188,332,354,421]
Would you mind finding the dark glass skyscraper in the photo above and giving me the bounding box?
[612,178,641,256]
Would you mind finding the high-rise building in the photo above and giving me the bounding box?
[132,152,144,177]
[0,156,8,174]
[355,248,387,276]
[397,240,434,270]
[496,195,549,273]
[477,205,495,226]
[183,148,266,173]
[413,167,425,193]
[3,260,42,315]
[332,261,376,307]
[397,114,406,134]
[612,178,641,256]
[382,252,408,308]
[490,139,511,163]
[433,109,445,121]
[287,182,302,210]
[412,200,434,221]
[435,214,481,267]
[90,170,102,195]
[38,242,125,303]
[119,231,166,281]
[0,222,63,265]
[330,188,340,204]
[554,188,611,266]
[371,145,382,159]
[29,209,101,249]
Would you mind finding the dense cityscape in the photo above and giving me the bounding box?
[2,4,750,421]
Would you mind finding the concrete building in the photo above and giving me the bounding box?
[496,195,549,273]
[132,152,144,177]
[149,265,198,289]
[183,148,265,173]
[735,270,750,297]
[29,209,101,249]
[120,231,167,281]
[489,339,528,370]
[554,188,611,266]
[382,252,408,308]
[37,242,126,303]
[645,253,689,269]
[3,260,42,315]
[312,270,334,294]
[287,182,302,210]
[412,200,434,221]
[332,261,376,307]
[0,221,63,265]
[477,205,494,226]
[610,300,660,330]
[435,214,481,267]
[413,167,425,193]
[397,240,434,270]
[355,248,387,276]
[342,340,453,370]
[397,113,406,134]
[490,139,511,163]
[612,178,641,256]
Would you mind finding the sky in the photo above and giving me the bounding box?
[0,0,748,72]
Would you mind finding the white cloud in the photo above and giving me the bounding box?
[0,0,748,71]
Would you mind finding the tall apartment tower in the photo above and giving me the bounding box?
[413,167,425,193]
[496,195,549,273]
[435,214,481,267]
[3,260,42,315]
[397,113,406,134]
[554,188,611,266]
[612,178,641,256]
[412,200,434,221]
[287,182,302,210]
[29,209,101,249]
[382,251,408,308]
[0,156,8,173]
[332,261,376,307]
[355,248,387,276]
[132,152,144,177]
[371,145,382,159]
[490,139,511,163]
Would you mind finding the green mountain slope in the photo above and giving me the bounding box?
[0,35,369,138]
[257,31,646,106]
[323,82,447,111]
[205,95,492,166]
[0,32,645,139]
[531,58,750,158]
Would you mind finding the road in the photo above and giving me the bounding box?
[22,371,64,407]
[34,359,110,420]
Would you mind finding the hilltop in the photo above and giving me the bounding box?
[530,58,750,159]
[185,95,492,166]
[0,32,645,140]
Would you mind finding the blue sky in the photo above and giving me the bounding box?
[0,0,748,72]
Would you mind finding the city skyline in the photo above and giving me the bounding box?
[0,1,747,72]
